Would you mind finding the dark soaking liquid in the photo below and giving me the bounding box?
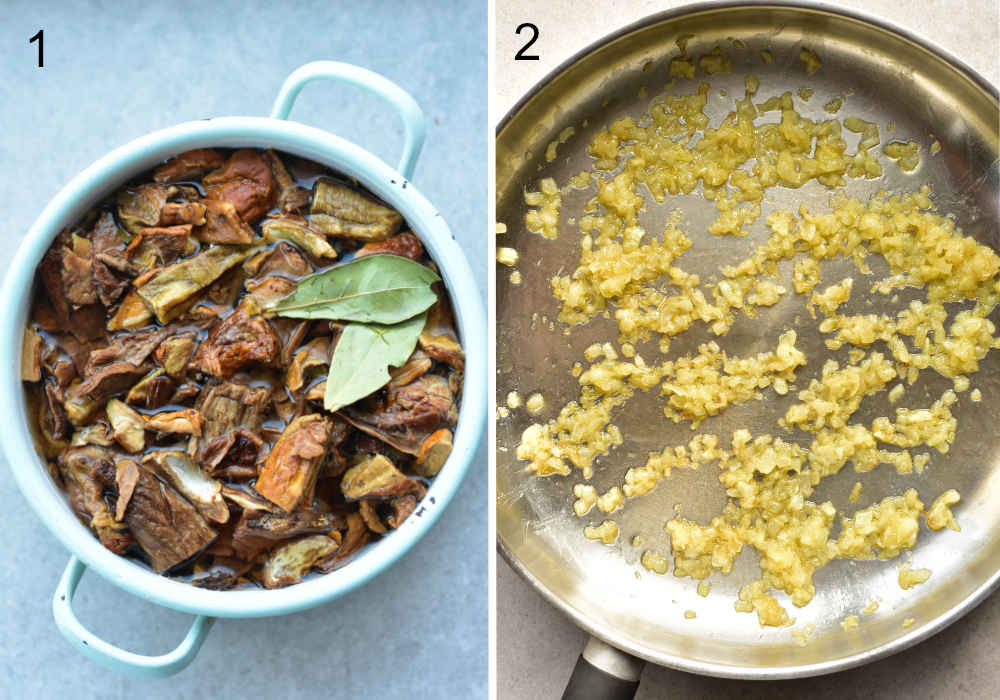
[22,148,464,589]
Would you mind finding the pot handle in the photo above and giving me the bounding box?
[270,60,427,180]
[52,556,215,677]
[561,636,645,700]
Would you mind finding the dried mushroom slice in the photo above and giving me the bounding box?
[255,414,332,511]
[309,178,402,241]
[262,535,339,589]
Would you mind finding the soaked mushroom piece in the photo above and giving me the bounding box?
[200,428,264,477]
[71,422,114,448]
[387,494,419,529]
[358,499,387,534]
[232,509,345,560]
[341,375,456,455]
[155,333,198,378]
[193,199,256,245]
[419,291,464,370]
[107,289,154,331]
[388,348,433,388]
[135,245,255,324]
[246,276,298,306]
[220,484,276,513]
[58,447,133,554]
[261,217,337,259]
[121,459,217,573]
[144,408,203,436]
[262,535,339,589]
[22,326,42,382]
[160,201,207,227]
[106,399,145,453]
[340,454,423,501]
[62,381,100,426]
[414,428,453,478]
[321,512,368,569]
[309,178,402,241]
[142,450,228,524]
[188,307,280,377]
[245,241,313,279]
[262,148,311,214]
[203,149,276,225]
[117,183,167,234]
[286,337,330,391]
[354,231,425,261]
[153,148,225,184]
[62,249,98,306]
[124,225,194,273]
[125,368,175,409]
[255,414,332,511]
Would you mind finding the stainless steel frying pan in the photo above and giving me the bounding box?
[496,2,1000,696]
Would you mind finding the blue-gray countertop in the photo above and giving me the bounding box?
[0,1,486,697]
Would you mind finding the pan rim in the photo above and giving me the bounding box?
[495,0,1000,680]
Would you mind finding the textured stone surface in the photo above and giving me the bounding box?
[496,0,999,698]
[0,1,485,698]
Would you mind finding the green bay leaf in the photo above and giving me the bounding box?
[269,253,440,325]
[324,312,427,412]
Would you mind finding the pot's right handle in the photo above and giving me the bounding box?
[52,557,214,677]
[270,60,427,181]
[562,636,646,700]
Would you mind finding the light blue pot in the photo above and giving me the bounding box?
[0,61,485,678]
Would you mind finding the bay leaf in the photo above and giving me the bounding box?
[324,312,426,412]
[269,253,439,324]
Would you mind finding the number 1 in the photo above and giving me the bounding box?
[29,29,43,67]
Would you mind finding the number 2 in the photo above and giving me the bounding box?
[29,29,43,67]
[515,23,539,61]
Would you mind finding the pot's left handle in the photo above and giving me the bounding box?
[270,60,426,181]
[52,557,215,677]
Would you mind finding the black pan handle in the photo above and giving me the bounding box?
[562,636,645,700]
